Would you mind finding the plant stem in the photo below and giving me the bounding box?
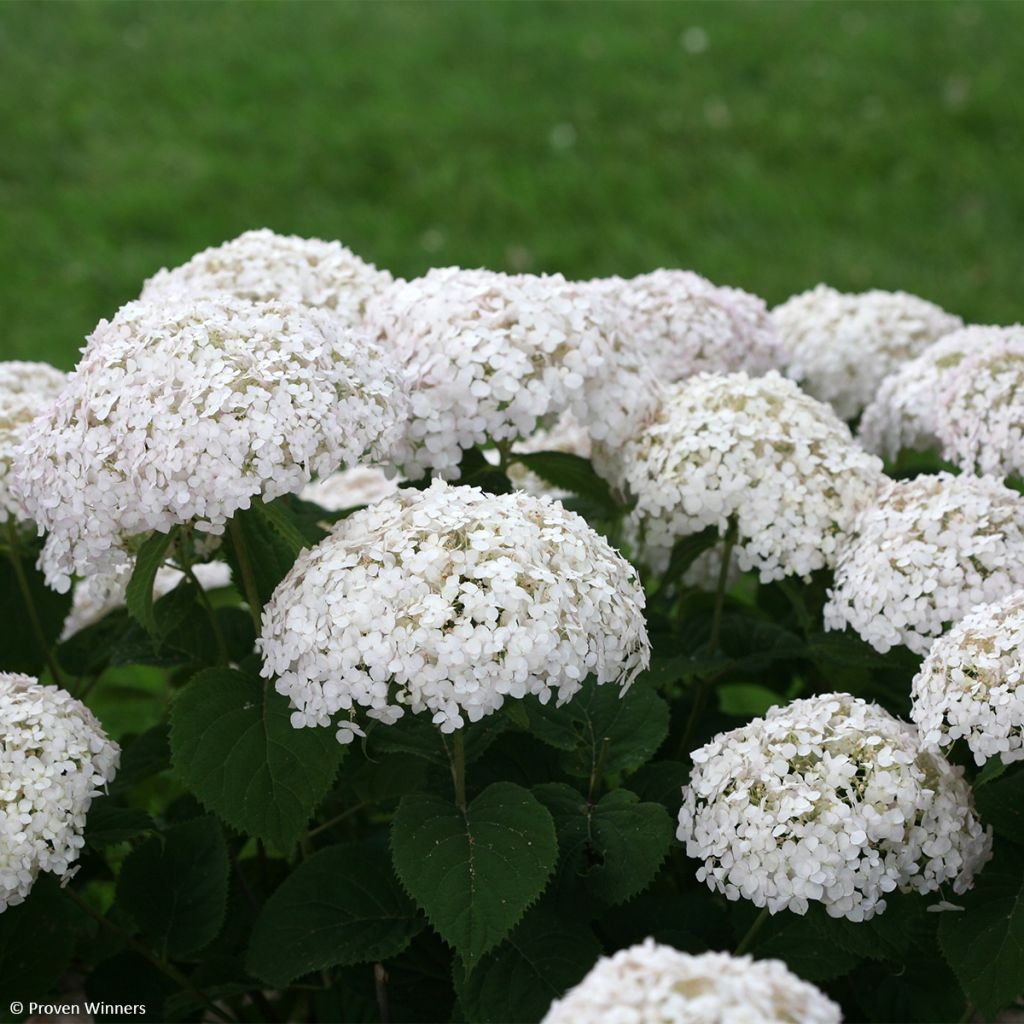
[374,962,391,1024]
[734,906,771,956]
[6,519,66,689]
[229,518,262,629]
[178,540,229,664]
[451,731,467,811]
[64,887,235,1023]
[676,518,738,760]
[305,802,367,840]
[706,518,738,657]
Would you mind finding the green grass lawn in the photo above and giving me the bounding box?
[1,0,1022,368]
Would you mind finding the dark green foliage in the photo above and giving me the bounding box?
[247,844,424,987]
[170,667,345,848]
[391,783,558,968]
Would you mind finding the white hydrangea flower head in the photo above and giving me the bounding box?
[541,939,842,1024]
[140,228,393,329]
[933,327,1024,478]
[911,590,1024,766]
[258,480,650,743]
[14,296,409,591]
[775,284,962,420]
[0,674,119,912]
[588,269,786,382]
[619,371,885,582]
[678,693,992,923]
[857,328,988,461]
[364,267,658,478]
[824,472,1024,655]
[0,362,67,523]
[300,466,402,512]
[61,561,233,640]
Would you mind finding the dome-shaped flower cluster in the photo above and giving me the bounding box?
[775,285,962,420]
[364,267,658,478]
[933,326,1024,478]
[857,328,985,461]
[824,472,1024,655]
[678,694,991,922]
[14,296,409,591]
[0,362,67,522]
[619,371,885,581]
[140,228,393,329]
[258,479,649,742]
[588,269,786,383]
[0,673,119,911]
[541,939,842,1024]
[61,560,233,640]
[911,590,1024,766]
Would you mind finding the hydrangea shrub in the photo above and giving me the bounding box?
[0,241,1021,1024]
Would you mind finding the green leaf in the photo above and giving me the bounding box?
[534,784,674,905]
[391,781,557,968]
[627,760,691,812]
[0,547,72,678]
[526,678,669,778]
[747,905,862,981]
[110,722,171,794]
[124,528,178,636]
[223,504,299,608]
[170,667,344,848]
[246,843,425,988]
[511,452,617,512]
[661,525,720,588]
[57,608,131,676]
[975,766,1024,843]
[717,682,782,717]
[255,495,315,554]
[116,815,229,957]
[0,877,78,1021]
[853,937,967,1024]
[455,447,511,495]
[84,797,155,849]
[806,629,907,670]
[810,891,925,961]
[457,908,601,1024]
[975,757,1008,788]
[366,712,506,770]
[939,847,1024,1017]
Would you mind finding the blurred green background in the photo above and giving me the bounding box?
[2,0,1021,368]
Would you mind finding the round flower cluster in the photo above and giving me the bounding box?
[61,560,233,640]
[0,362,67,522]
[257,479,650,742]
[911,590,1024,766]
[541,940,842,1024]
[677,694,991,922]
[619,371,885,581]
[824,472,1024,655]
[364,267,657,478]
[0,673,119,911]
[140,228,393,329]
[774,284,962,420]
[588,269,786,383]
[300,466,402,512]
[933,326,1024,478]
[14,296,409,590]
[857,328,986,461]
